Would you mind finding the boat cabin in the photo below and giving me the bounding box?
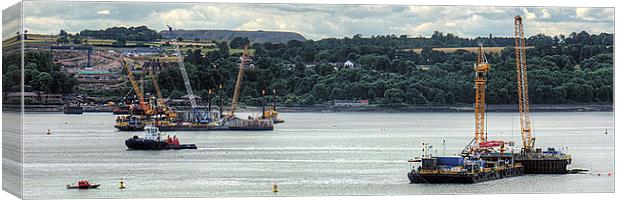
[143,126,161,141]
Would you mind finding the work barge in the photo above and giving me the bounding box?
[408,15,572,184]
[114,38,281,132]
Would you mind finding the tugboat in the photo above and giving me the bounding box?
[66,180,100,189]
[125,126,197,150]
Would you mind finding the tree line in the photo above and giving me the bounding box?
[79,26,161,42]
[153,31,613,107]
[2,51,79,95]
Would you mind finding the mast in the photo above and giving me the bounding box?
[514,15,535,151]
[474,44,490,146]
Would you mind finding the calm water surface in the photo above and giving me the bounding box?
[20,112,614,199]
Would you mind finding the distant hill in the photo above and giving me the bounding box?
[160,30,306,44]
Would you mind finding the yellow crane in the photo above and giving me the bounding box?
[514,15,535,151]
[122,58,154,115]
[149,70,166,109]
[149,70,176,119]
[474,44,490,146]
[229,45,249,117]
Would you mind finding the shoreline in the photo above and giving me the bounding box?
[3,104,613,113]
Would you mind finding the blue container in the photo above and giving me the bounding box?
[436,156,464,166]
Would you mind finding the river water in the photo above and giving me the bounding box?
[18,112,614,199]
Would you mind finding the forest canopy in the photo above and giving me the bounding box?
[155,31,614,106]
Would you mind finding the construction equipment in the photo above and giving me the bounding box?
[514,15,535,152]
[262,89,284,123]
[168,26,198,108]
[229,45,249,117]
[149,71,166,109]
[473,44,490,146]
[122,58,154,115]
[149,70,177,119]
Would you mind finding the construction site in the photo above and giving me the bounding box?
[407,15,573,184]
[113,27,282,132]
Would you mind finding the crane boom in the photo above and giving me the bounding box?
[122,58,152,115]
[230,45,249,116]
[149,71,166,109]
[474,45,490,146]
[514,15,535,151]
[174,44,198,108]
[167,26,198,108]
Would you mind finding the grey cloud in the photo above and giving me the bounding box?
[18,2,614,40]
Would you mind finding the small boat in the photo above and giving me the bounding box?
[66,180,100,189]
[125,126,197,150]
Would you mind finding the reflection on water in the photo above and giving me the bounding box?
[21,112,614,198]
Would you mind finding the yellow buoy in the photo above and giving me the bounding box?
[272,183,278,193]
[119,178,126,189]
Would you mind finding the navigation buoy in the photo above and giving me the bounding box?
[604,129,608,135]
[47,128,51,135]
[272,183,278,193]
[119,178,126,189]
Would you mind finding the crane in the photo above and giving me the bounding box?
[167,26,198,108]
[149,70,177,120]
[149,70,166,109]
[122,58,154,115]
[474,44,490,146]
[229,45,249,117]
[514,15,535,152]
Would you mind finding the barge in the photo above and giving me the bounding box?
[408,143,524,184]
[515,147,572,174]
[63,103,83,114]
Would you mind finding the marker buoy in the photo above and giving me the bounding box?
[47,128,51,135]
[119,178,126,189]
[608,172,612,176]
[272,183,278,193]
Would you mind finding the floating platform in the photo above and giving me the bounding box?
[408,164,524,183]
[408,154,524,184]
[514,147,572,174]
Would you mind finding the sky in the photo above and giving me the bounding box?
[3,1,615,40]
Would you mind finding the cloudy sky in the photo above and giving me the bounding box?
[5,1,614,40]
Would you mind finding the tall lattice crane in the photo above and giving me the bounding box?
[167,26,198,108]
[474,44,490,146]
[229,45,249,117]
[514,15,535,151]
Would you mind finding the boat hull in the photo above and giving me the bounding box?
[408,166,524,184]
[67,184,100,189]
[125,139,197,150]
